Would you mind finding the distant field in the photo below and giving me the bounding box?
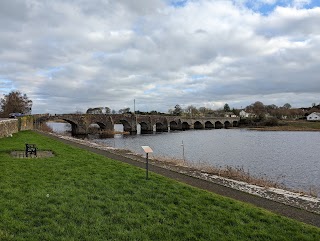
[0,131,320,241]
[283,120,320,130]
[250,120,320,131]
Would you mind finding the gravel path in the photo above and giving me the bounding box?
[38,131,320,228]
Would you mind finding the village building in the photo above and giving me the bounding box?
[239,110,256,118]
[239,110,249,118]
[307,112,320,121]
[224,112,237,118]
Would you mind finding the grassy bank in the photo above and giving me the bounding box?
[249,120,320,131]
[0,131,319,240]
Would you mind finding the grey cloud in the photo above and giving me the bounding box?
[0,0,29,29]
[1,0,320,114]
[259,7,320,37]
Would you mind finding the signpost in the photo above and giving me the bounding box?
[141,146,153,180]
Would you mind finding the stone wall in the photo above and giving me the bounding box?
[19,116,34,131]
[0,119,19,138]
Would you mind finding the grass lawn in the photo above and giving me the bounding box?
[0,131,320,241]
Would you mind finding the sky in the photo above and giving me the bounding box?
[0,0,320,114]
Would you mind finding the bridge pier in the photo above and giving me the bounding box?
[60,116,87,136]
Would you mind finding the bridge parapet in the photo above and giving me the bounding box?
[34,114,240,135]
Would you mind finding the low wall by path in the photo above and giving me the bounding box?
[19,116,34,131]
[0,116,34,138]
[0,119,18,138]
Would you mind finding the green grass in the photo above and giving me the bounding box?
[0,131,320,241]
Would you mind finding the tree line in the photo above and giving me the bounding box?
[1,90,320,119]
[86,107,132,114]
[86,101,309,119]
[167,104,237,117]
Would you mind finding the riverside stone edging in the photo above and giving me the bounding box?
[143,162,320,215]
[189,171,320,214]
[44,132,320,215]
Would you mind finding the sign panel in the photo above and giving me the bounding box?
[141,146,153,153]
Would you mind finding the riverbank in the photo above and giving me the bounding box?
[40,131,320,217]
[247,120,320,131]
[2,131,319,240]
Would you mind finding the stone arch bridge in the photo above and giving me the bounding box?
[35,114,240,135]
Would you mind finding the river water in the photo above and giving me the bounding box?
[47,122,320,194]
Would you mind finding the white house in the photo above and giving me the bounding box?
[224,112,237,118]
[239,110,258,118]
[239,110,248,118]
[307,112,320,121]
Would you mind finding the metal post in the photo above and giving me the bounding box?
[146,153,149,180]
[141,146,153,180]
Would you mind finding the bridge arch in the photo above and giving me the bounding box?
[224,121,232,129]
[233,121,238,127]
[205,121,214,129]
[155,122,166,132]
[96,122,106,129]
[87,123,101,134]
[57,118,79,135]
[182,122,190,130]
[139,121,152,134]
[169,121,179,131]
[194,121,204,129]
[119,119,132,132]
[88,121,107,130]
[215,121,223,129]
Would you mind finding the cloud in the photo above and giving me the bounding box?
[0,0,319,114]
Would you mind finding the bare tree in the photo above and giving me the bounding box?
[246,101,266,120]
[185,105,199,117]
[118,107,130,114]
[172,104,182,116]
[198,107,207,116]
[0,91,32,117]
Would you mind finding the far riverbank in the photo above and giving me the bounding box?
[245,120,320,131]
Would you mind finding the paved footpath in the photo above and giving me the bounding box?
[39,132,320,228]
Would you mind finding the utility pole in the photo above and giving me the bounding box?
[181,140,185,161]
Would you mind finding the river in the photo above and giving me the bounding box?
[47,122,320,195]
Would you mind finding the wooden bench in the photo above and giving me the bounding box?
[25,144,37,157]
